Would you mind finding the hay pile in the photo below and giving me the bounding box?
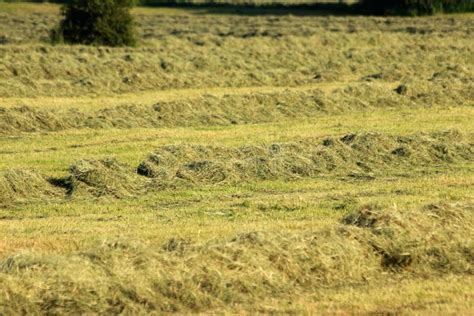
[68,158,147,198]
[138,130,473,186]
[343,202,473,272]
[0,106,68,133]
[0,202,471,313]
[0,169,62,205]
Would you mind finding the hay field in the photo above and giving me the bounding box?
[0,3,473,314]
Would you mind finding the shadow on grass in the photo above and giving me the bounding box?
[144,3,361,16]
[140,1,473,16]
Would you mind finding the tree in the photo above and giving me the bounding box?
[358,0,473,16]
[51,0,136,47]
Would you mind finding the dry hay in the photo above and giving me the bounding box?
[343,202,474,272]
[0,202,471,313]
[1,79,472,134]
[68,158,148,198]
[1,8,473,45]
[1,90,325,133]
[0,169,62,205]
[0,105,69,133]
[138,130,474,186]
[1,130,471,202]
[1,13,473,98]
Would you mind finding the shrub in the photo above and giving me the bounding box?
[51,0,137,47]
[358,0,474,16]
[442,0,474,12]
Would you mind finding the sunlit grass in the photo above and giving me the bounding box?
[0,3,473,314]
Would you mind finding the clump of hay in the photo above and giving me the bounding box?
[0,169,62,205]
[0,106,66,133]
[343,202,473,272]
[137,142,319,185]
[68,158,147,198]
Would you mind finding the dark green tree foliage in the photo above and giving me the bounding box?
[359,0,474,16]
[52,0,136,47]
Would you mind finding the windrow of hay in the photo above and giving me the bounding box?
[0,169,62,205]
[138,130,473,186]
[1,131,471,202]
[0,202,471,314]
[1,80,472,134]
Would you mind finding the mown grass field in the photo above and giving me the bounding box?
[0,3,473,314]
